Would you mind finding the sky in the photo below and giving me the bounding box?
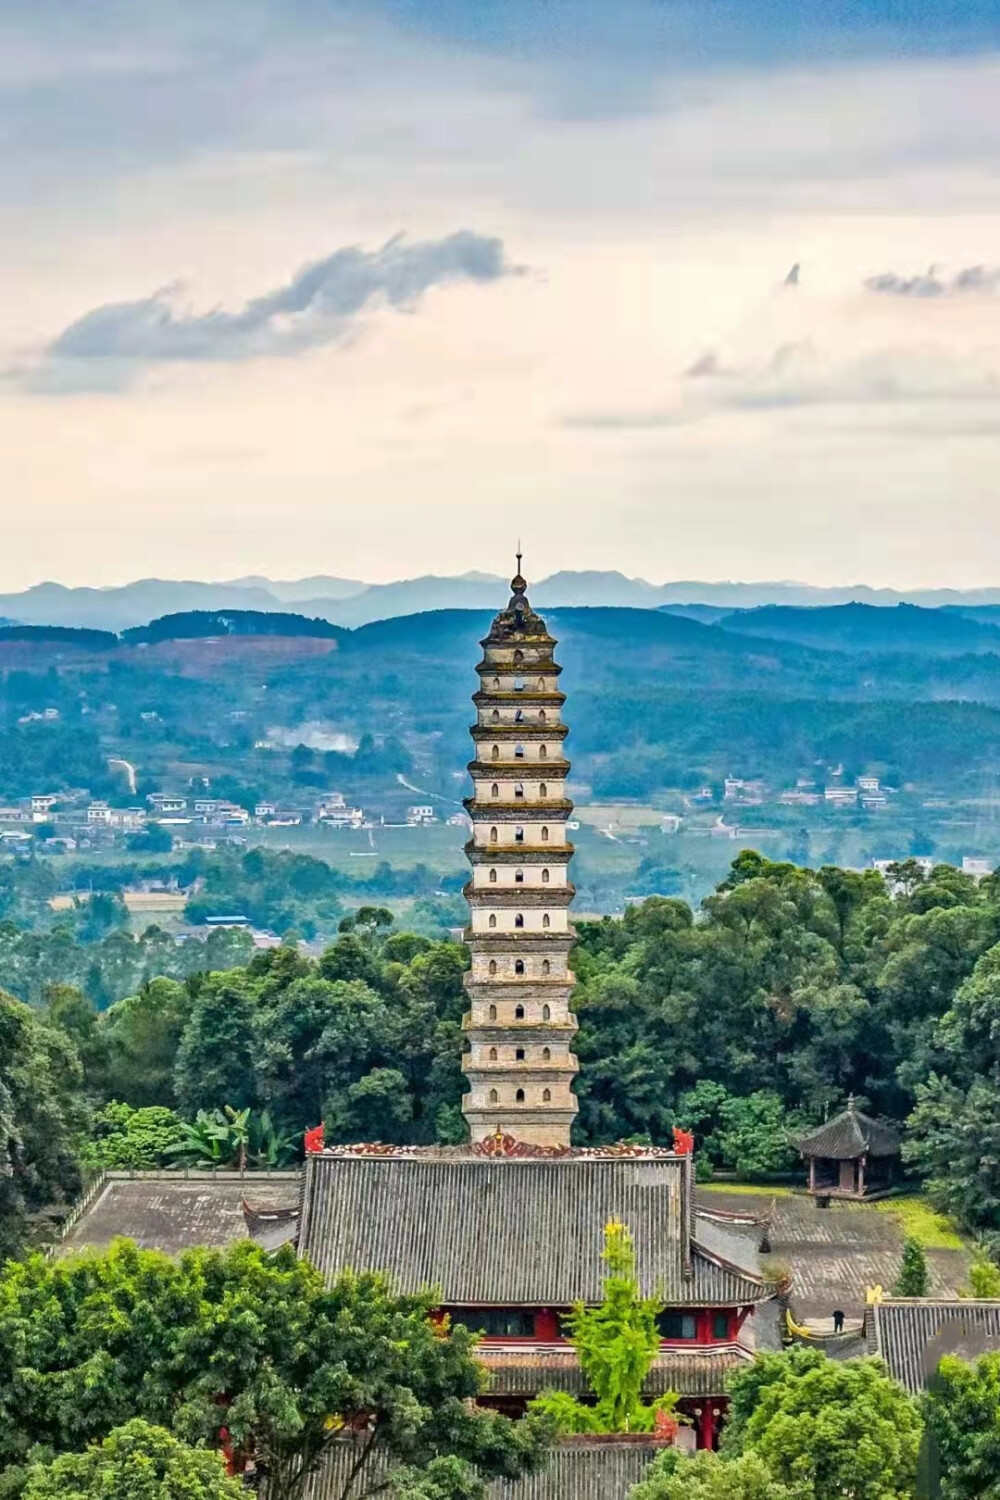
[3,0,1000,590]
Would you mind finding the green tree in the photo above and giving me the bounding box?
[0,1240,549,1500]
[905,1074,1000,1232]
[894,1238,930,1297]
[630,1448,810,1500]
[723,1349,921,1500]
[922,1351,1000,1500]
[531,1222,672,1434]
[84,1102,183,1170]
[174,973,259,1116]
[23,1420,242,1500]
[0,989,86,1260]
[100,978,191,1108]
[964,1252,1000,1299]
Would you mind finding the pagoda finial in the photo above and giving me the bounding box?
[510,541,527,598]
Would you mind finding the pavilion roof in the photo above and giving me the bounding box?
[797,1098,901,1160]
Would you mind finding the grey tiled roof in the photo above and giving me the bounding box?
[305,1438,668,1500]
[798,1105,901,1160]
[478,1345,749,1396]
[869,1299,1000,1394]
[298,1154,769,1306]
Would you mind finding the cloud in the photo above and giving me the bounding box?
[563,340,1000,431]
[865,264,1000,297]
[27,230,519,391]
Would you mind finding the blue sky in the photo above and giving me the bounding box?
[2,1,1000,587]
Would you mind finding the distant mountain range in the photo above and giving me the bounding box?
[8,571,1000,632]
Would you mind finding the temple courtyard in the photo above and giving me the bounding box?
[697,1185,973,1322]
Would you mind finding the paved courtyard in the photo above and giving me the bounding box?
[697,1189,973,1320]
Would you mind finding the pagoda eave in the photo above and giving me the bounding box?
[466,843,574,863]
[470,724,569,743]
[468,760,571,779]
[472,690,567,708]
[464,800,574,819]
[464,883,576,907]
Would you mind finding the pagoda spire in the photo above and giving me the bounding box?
[460,566,579,1147]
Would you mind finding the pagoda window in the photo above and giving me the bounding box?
[492,676,500,689]
[539,745,548,759]
[491,783,499,798]
[489,1004,497,1020]
[515,743,525,758]
[490,827,498,843]
[514,959,525,975]
[489,1047,498,1061]
[514,783,524,799]
[541,826,549,842]
[712,1313,731,1340]
[489,914,497,928]
[538,709,547,723]
[542,1047,551,1060]
[514,709,524,723]
[542,960,550,976]
[515,1088,525,1103]
[515,1047,525,1061]
[489,869,497,883]
[514,827,524,843]
[537,677,546,690]
[542,1088,551,1102]
[514,649,524,664]
[491,710,500,722]
[515,1004,525,1019]
[658,1312,697,1341]
[492,745,500,760]
[539,783,548,798]
[542,914,550,929]
[488,960,497,975]
[541,868,550,883]
[542,1003,551,1019]
[514,913,524,928]
[514,677,525,692]
[489,1089,498,1104]
[515,871,524,885]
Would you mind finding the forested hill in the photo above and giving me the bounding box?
[714,601,1000,654]
[7,601,1000,802]
[123,610,346,645]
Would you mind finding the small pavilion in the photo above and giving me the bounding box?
[798,1097,901,1201]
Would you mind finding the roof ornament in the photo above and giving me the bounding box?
[847,1093,856,1113]
[510,542,528,602]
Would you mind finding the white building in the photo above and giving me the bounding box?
[723,777,766,804]
[407,805,437,824]
[824,786,859,807]
[318,798,363,827]
[148,794,188,814]
[963,856,995,879]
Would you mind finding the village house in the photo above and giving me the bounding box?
[147,793,188,814]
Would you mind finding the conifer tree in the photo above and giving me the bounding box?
[894,1237,930,1297]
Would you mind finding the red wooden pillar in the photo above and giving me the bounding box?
[698,1405,715,1451]
[535,1308,559,1341]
